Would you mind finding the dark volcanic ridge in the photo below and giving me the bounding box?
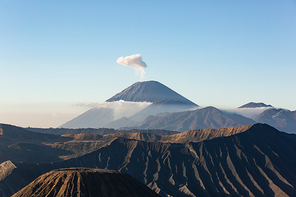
[12,168,160,197]
[2,124,296,197]
[27,126,178,136]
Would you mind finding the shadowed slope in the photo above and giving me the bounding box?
[255,108,296,133]
[0,124,73,163]
[129,106,256,132]
[0,124,67,143]
[128,100,197,123]
[1,124,296,196]
[12,168,160,197]
[160,124,252,143]
[103,124,252,143]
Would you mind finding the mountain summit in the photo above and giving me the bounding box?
[12,168,160,197]
[106,80,197,106]
[239,102,273,108]
[61,81,197,128]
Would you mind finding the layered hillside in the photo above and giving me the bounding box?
[106,100,198,128]
[1,124,296,196]
[255,108,296,133]
[128,100,197,122]
[28,127,178,135]
[0,123,180,162]
[0,124,72,163]
[12,168,160,197]
[103,124,252,144]
[127,106,256,132]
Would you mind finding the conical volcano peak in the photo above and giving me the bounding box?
[12,168,160,197]
[106,80,197,106]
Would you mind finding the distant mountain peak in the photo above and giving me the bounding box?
[239,102,273,108]
[106,80,197,106]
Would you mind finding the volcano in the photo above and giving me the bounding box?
[61,81,197,129]
[12,168,160,197]
[106,80,197,106]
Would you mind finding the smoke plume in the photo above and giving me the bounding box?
[117,54,147,80]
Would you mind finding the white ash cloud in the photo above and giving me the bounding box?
[116,54,147,80]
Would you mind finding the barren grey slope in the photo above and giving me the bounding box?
[106,80,197,106]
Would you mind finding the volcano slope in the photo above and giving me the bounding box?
[1,124,296,196]
[12,168,160,197]
[128,106,256,132]
[61,80,198,129]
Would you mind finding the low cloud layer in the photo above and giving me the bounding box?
[116,54,147,80]
[222,107,273,119]
[76,100,152,120]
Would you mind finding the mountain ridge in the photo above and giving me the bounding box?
[124,106,256,132]
[1,124,296,196]
[255,108,296,133]
[239,102,273,108]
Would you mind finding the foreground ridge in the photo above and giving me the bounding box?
[12,168,160,197]
[1,124,296,196]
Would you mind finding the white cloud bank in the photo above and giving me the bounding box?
[76,100,152,120]
[116,54,147,80]
[222,107,273,119]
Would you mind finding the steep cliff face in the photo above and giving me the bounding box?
[12,168,160,197]
[1,124,296,197]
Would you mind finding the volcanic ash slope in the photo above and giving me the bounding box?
[12,168,160,197]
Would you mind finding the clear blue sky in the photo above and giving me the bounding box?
[0,0,295,127]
